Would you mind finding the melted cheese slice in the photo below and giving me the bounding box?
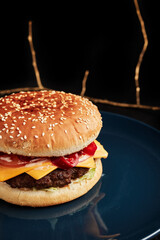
[0,140,108,181]
[76,157,95,168]
[94,140,108,159]
[0,163,40,182]
[27,157,96,180]
[27,161,57,180]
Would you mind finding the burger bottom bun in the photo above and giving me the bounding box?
[0,159,102,207]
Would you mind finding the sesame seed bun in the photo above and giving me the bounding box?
[0,90,102,157]
[0,158,102,207]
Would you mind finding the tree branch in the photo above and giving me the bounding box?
[28,21,44,89]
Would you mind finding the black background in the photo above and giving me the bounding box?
[1,1,160,132]
[1,1,160,105]
[0,1,160,239]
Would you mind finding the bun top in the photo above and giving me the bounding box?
[0,90,102,156]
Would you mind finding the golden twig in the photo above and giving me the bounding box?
[134,0,148,105]
[87,97,160,111]
[80,72,160,110]
[80,1,159,111]
[80,70,89,97]
[28,21,44,89]
[0,87,49,96]
[0,87,40,96]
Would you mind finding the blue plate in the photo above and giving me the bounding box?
[0,111,160,240]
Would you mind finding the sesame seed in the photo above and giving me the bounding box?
[24,135,27,139]
[32,126,36,129]
[60,117,66,121]
[0,135,2,139]
[64,130,67,134]
[9,135,13,139]
[42,132,45,136]
[47,144,50,148]
[34,135,38,139]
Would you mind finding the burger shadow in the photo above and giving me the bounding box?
[0,181,120,240]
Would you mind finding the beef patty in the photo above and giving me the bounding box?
[6,167,89,190]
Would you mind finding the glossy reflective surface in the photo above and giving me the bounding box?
[0,111,160,240]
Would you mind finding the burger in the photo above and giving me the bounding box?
[0,90,108,207]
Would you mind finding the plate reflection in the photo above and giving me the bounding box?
[0,181,120,240]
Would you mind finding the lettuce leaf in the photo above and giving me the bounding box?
[72,168,95,183]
